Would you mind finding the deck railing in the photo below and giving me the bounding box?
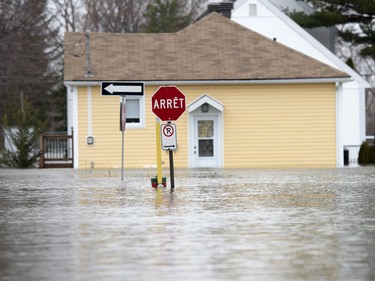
[39,130,74,168]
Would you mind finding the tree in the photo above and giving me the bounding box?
[81,0,148,32]
[0,0,62,132]
[51,0,82,32]
[142,0,206,33]
[1,0,208,139]
[290,0,375,60]
[0,98,47,168]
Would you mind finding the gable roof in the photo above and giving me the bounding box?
[64,12,349,83]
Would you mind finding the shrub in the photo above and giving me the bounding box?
[0,99,46,168]
[369,145,375,165]
[358,141,370,165]
[1,127,39,168]
[358,141,375,165]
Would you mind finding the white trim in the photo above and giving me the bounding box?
[256,0,370,88]
[87,86,93,137]
[119,95,146,129]
[233,0,248,9]
[64,77,351,87]
[359,87,366,141]
[67,86,79,168]
[188,95,224,168]
[188,94,224,112]
[336,82,343,167]
[192,115,220,168]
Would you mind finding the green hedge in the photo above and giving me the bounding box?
[358,141,375,165]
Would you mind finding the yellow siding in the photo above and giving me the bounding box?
[76,83,336,169]
[78,86,160,169]
[221,84,336,168]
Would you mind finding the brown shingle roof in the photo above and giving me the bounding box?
[64,12,349,82]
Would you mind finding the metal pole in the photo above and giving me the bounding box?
[155,118,163,185]
[121,95,126,181]
[121,129,124,181]
[169,149,175,191]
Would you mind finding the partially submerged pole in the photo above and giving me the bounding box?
[169,149,175,191]
[120,95,126,181]
[155,118,163,186]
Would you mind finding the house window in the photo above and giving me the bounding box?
[249,4,257,16]
[124,96,144,128]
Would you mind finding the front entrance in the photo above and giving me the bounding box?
[188,94,224,168]
[193,115,219,168]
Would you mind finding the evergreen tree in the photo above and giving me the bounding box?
[142,0,193,33]
[0,99,47,168]
[0,0,61,131]
[290,0,375,59]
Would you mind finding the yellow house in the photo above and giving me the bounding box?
[64,13,350,169]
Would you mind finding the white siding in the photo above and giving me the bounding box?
[232,0,369,165]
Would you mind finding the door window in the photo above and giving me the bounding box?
[198,120,214,157]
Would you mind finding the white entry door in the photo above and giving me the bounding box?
[193,115,219,168]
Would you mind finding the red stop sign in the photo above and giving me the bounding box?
[152,86,186,121]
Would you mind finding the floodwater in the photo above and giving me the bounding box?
[0,168,374,281]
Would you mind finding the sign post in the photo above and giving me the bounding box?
[101,81,144,181]
[120,96,126,181]
[152,86,185,191]
[155,118,163,186]
[161,122,177,189]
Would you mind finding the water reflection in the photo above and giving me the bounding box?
[0,168,374,281]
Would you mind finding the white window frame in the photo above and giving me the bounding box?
[120,95,145,129]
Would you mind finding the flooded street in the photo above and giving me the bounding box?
[0,168,374,281]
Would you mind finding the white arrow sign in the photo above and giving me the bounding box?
[101,82,144,96]
[105,84,142,94]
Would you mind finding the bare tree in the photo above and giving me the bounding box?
[81,0,150,32]
[51,0,82,32]
[0,0,209,134]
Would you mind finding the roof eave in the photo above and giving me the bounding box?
[64,77,351,87]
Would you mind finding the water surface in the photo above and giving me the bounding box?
[0,168,374,281]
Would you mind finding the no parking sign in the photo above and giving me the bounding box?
[161,123,177,150]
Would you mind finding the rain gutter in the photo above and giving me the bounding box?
[65,77,351,87]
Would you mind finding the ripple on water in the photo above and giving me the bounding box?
[0,167,374,281]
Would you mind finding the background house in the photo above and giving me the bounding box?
[64,13,350,169]
[207,0,371,165]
